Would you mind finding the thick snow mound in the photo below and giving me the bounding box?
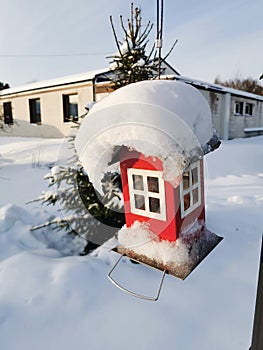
[0,203,84,261]
[75,80,213,191]
[0,203,32,232]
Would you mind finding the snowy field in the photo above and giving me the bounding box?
[0,135,262,350]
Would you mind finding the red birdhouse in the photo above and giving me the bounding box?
[75,80,223,282]
[116,147,221,279]
[120,150,205,243]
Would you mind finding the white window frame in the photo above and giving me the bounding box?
[234,101,244,115]
[127,168,167,221]
[234,101,254,117]
[63,93,79,122]
[180,161,201,218]
[244,102,253,116]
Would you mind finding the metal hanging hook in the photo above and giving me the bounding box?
[107,254,166,301]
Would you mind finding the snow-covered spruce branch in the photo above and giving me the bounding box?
[30,217,70,231]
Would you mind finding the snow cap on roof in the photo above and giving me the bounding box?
[0,68,108,96]
[75,80,213,191]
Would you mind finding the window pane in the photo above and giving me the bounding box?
[70,103,78,117]
[69,94,78,117]
[245,103,253,116]
[184,193,190,211]
[133,175,144,190]
[3,102,13,124]
[29,98,41,124]
[63,94,78,122]
[235,101,243,115]
[192,188,199,204]
[183,171,190,190]
[147,176,159,193]
[134,194,145,210]
[192,167,198,185]
[35,100,41,114]
[149,197,160,213]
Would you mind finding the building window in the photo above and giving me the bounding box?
[29,98,41,124]
[244,103,253,116]
[234,101,244,115]
[127,168,167,221]
[63,94,78,122]
[3,102,13,124]
[180,161,201,218]
[234,101,254,116]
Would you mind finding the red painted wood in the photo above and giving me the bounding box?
[176,159,205,234]
[120,151,177,242]
[119,150,206,242]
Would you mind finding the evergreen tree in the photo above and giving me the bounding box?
[30,3,177,255]
[30,126,125,255]
[0,82,10,90]
[108,2,177,89]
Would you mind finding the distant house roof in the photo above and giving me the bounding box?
[1,62,262,102]
[0,68,109,96]
[0,60,180,97]
[173,74,263,102]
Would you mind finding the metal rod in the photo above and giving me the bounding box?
[107,254,166,301]
[156,0,159,40]
[157,0,164,79]
[160,0,164,40]
[250,235,263,349]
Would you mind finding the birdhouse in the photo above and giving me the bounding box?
[119,150,205,243]
[75,80,222,285]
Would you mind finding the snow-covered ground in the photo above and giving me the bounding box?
[0,135,262,350]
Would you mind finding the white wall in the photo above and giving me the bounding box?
[0,82,94,138]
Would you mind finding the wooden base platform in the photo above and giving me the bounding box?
[115,230,223,280]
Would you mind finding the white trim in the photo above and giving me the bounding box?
[180,161,201,218]
[244,127,263,132]
[234,100,254,117]
[127,168,167,221]
[244,102,254,116]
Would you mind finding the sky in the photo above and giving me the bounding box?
[1,0,262,87]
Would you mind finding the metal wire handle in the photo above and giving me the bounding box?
[107,254,166,301]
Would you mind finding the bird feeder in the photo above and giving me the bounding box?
[75,80,223,300]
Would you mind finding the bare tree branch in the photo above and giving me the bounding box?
[162,39,178,61]
[109,15,123,58]
[137,22,154,47]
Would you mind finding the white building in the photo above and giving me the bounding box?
[1,64,263,140]
[0,69,112,138]
[174,75,263,140]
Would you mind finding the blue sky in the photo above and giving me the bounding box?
[1,0,262,87]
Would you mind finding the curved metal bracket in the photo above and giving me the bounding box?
[107,254,166,301]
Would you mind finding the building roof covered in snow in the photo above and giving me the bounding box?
[75,80,214,190]
[173,74,263,102]
[0,68,109,96]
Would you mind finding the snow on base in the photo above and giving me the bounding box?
[117,221,222,279]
